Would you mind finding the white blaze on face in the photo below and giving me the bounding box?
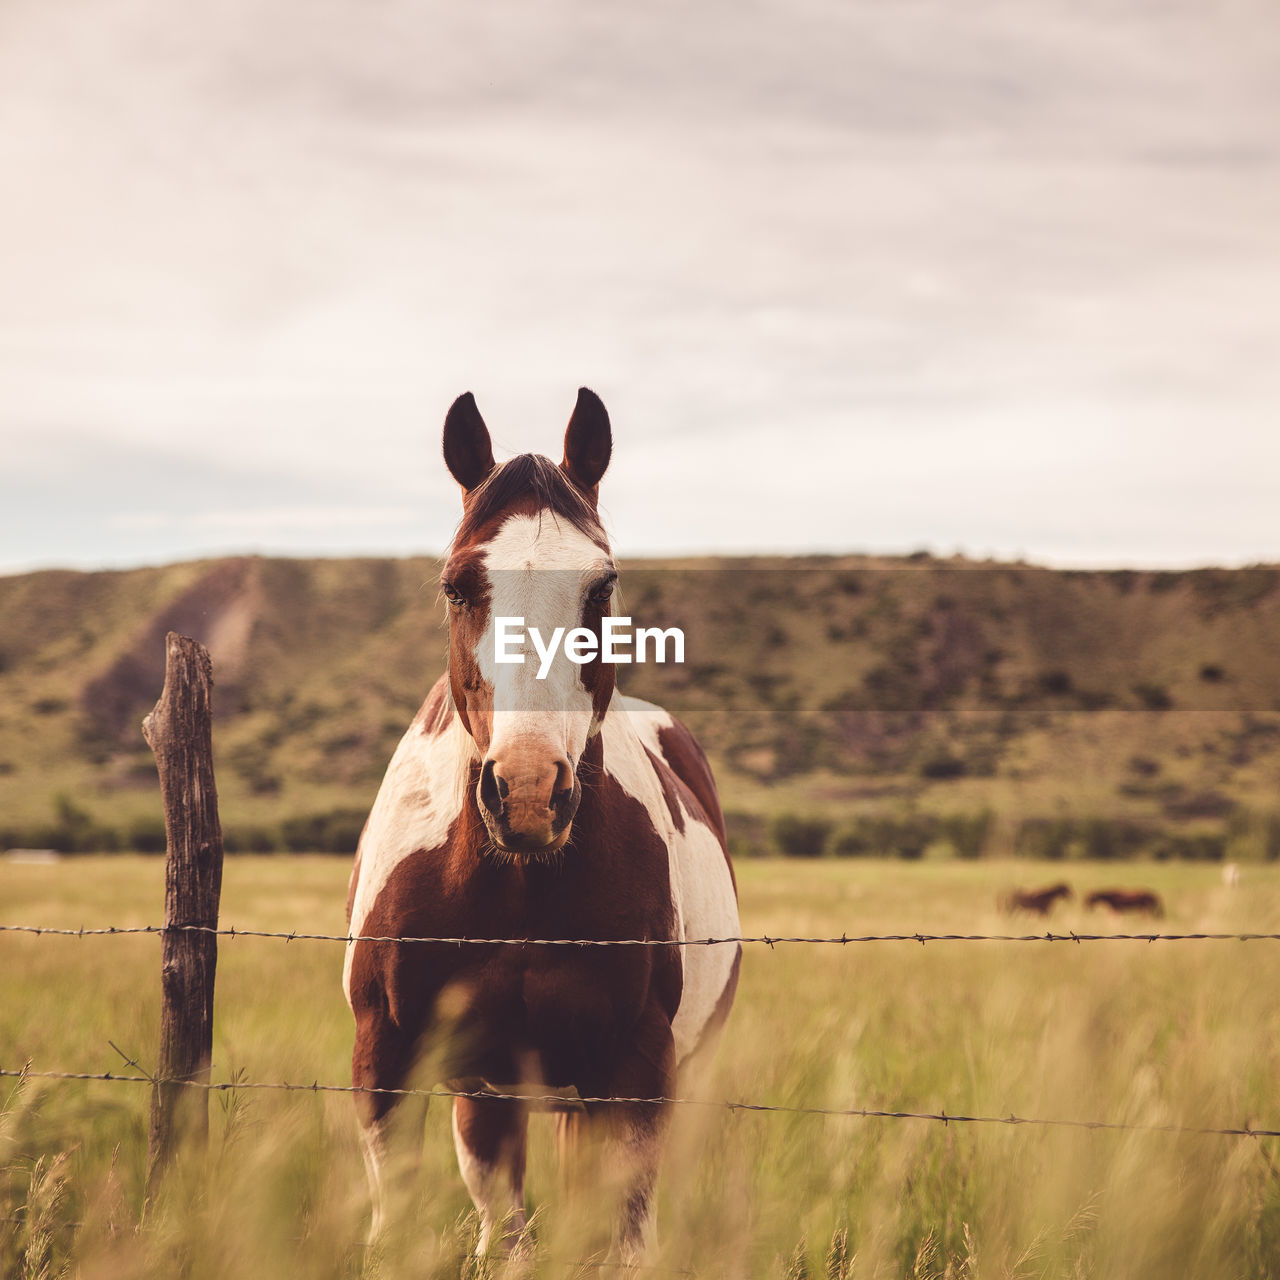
[478,513,612,765]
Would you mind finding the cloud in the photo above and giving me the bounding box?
[2,0,1279,572]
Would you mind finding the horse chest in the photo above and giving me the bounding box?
[507,952,633,1038]
[442,947,661,1089]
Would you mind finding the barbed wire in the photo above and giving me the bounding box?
[3,922,1280,946]
[3,1066,1277,1139]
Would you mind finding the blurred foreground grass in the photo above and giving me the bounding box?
[3,856,1280,1278]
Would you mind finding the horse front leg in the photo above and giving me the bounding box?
[600,1012,676,1266]
[452,1095,530,1257]
[600,1099,671,1265]
[352,1006,427,1243]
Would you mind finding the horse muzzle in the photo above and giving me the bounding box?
[477,751,580,856]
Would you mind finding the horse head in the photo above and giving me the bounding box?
[439,387,616,857]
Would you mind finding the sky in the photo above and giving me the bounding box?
[2,0,1278,574]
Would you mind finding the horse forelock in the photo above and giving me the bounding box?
[449,453,607,556]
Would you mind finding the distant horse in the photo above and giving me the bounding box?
[1084,888,1165,918]
[998,882,1073,916]
[343,389,741,1262]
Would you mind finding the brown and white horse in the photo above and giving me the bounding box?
[1084,888,1165,918]
[343,389,740,1262]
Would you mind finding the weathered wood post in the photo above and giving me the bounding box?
[142,631,225,1198]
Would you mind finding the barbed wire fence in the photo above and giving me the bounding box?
[4,920,1280,1143]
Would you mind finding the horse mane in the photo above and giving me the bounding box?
[451,453,605,549]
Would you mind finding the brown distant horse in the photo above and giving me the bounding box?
[1085,888,1165,918]
[343,389,740,1262]
[998,882,1073,916]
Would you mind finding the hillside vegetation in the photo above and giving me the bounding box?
[1,553,1278,860]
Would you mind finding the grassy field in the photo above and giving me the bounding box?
[4,855,1280,1278]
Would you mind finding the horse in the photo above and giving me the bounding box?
[1084,888,1165,918]
[997,882,1073,916]
[343,388,741,1263]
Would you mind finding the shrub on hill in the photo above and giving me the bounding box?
[770,814,833,858]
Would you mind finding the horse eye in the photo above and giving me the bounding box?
[590,577,616,604]
[442,582,466,608]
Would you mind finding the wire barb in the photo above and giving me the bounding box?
[107,1040,155,1085]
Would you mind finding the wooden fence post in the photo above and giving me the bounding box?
[142,631,225,1198]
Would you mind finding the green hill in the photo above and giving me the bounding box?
[1,553,1278,860]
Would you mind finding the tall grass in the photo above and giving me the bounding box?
[3,856,1279,1277]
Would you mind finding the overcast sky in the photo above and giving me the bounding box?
[2,0,1278,574]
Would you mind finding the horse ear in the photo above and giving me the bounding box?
[443,392,496,492]
[561,387,612,495]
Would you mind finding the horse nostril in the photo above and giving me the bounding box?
[552,757,575,806]
[479,759,507,817]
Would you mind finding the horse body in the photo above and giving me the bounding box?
[998,882,1073,916]
[344,684,738,1087]
[343,390,739,1260]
